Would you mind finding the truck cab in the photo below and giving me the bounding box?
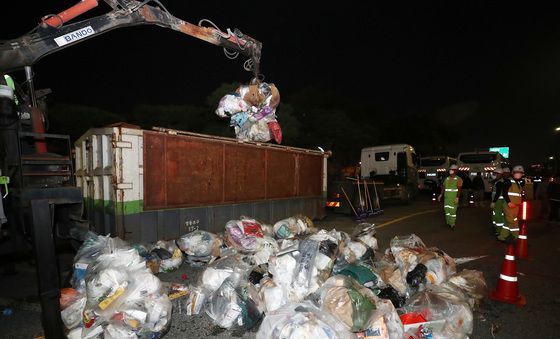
[457,151,509,192]
[417,156,457,191]
[360,144,419,202]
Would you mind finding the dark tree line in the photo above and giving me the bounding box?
[46,83,461,170]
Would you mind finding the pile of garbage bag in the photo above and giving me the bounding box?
[181,218,486,339]
[65,216,487,339]
[62,236,172,338]
[215,82,282,143]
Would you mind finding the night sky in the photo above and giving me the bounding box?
[2,1,560,165]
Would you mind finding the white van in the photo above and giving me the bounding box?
[418,156,457,191]
[457,151,508,192]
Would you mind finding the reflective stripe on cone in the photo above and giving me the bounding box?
[500,274,518,282]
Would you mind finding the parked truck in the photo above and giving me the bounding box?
[457,151,509,193]
[418,155,457,191]
[76,125,329,243]
[327,144,419,214]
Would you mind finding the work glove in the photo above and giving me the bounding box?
[437,194,442,202]
[490,202,495,209]
[508,202,516,208]
[455,197,459,204]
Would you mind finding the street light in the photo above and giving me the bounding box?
[555,126,560,132]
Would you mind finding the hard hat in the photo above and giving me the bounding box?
[449,164,458,170]
[512,165,524,173]
[502,167,511,173]
[493,168,503,174]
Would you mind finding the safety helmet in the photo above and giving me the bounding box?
[502,167,511,173]
[493,168,503,174]
[512,165,524,173]
[449,165,458,170]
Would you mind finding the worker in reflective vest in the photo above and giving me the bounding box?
[490,168,505,236]
[498,165,524,242]
[438,164,463,229]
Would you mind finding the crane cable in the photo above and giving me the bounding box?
[198,19,254,70]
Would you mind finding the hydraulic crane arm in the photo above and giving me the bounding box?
[0,0,262,77]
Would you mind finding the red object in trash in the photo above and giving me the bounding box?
[181,274,187,280]
[241,221,264,238]
[489,245,525,306]
[59,287,78,308]
[267,121,282,144]
[400,312,427,325]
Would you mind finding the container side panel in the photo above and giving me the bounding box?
[209,205,234,233]
[140,211,158,243]
[165,136,224,206]
[252,201,271,223]
[232,203,254,220]
[143,132,166,209]
[266,150,296,199]
[271,199,290,221]
[298,155,323,197]
[224,145,266,202]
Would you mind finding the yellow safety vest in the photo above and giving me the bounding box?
[507,179,522,205]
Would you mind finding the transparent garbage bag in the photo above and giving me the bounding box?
[402,284,473,339]
[272,215,314,239]
[177,230,221,258]
[152,240,183,273]
[258,277,285,313]
[389,234,426,252]
[205,270,263,330]
[80,238,171,338]
[373,255,408,296]
[71,232,111,292]
[252,235,279,266]
[225,218,265,252]
[358,298,404,339]
[308,230,342,280]
[183,285,208,316]
[446,269,487,307]
[290,231,342,302]
[352,223,378,253]
[200,253,251,293]
[317,275,377,332]
[256,301,355,339]
[61,293,86,330]
[268,250,298,305]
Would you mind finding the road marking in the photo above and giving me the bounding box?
[376,209,439,229]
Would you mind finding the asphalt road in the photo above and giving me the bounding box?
[1,196,558,338]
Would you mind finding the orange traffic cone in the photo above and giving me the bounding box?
[516,222,528,259]
[489,245,526,306]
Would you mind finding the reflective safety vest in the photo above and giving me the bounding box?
[492,178,504,200]
[507,179,522,205]
[444,176,461,195]
[3,75,18,104]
